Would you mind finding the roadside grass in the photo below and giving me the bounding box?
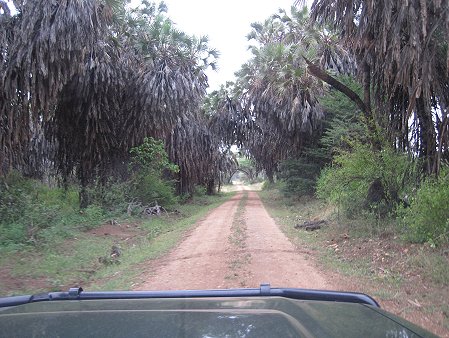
[228,192,248,248]
[87,192,235,291]
[407,249,449,285]
[258,186,449,336]
[258,187,448,286]
[0,192,235,296]
[257,189,368,278]
[0,187,108,255]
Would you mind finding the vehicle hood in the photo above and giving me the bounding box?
[0,296,435,337]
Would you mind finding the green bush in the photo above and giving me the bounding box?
[262,180,280,191]
[128,137,179,207]
[193,185,207,197]
[0,222,27,248]
[279,158,322,197]
[318,75,368,156]
[88,180,128,213]
[0,171,34,225]
[130,171,177,207]
[400,169,449,245]
[0,172,108,250]
[316,143,419,218]
[130,137,179,174]
[79,205,105,230]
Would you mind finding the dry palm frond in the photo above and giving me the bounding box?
[310,0,449,171]
[0,0,111,174]
[166,116,237,195]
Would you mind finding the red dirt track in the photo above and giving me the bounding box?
[135,188,328,291]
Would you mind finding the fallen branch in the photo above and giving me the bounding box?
[127,199,142,216]
[294,220,327,231]
[128,200,168,218]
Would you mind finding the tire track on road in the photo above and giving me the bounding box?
[135,192,243,290]
[243,190,328,289]
[135,188,329,291]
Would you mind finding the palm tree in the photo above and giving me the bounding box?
[1,0,224,206]
[0,0,114,176]
[210,7,351,180]
[307,0,449,173]
[166,115,237,196]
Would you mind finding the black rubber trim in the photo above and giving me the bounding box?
[0,284,380,308]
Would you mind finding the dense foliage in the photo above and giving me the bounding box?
[0,172,106,250]
[316,143,420,217]
[0,0,232,206]
[309,0,449,174]
[278,158,322,197]
[129,137,179,206]
[399,170,449,245]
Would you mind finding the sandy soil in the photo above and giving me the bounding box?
[135,188,329,291]
[243,190,328,289]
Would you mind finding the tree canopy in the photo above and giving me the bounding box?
[308,0,449,173]
[0,0,234,204]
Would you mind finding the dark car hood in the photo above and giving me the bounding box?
[0,296,436,337]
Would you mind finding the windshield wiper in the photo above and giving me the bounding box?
[0,283,379,308]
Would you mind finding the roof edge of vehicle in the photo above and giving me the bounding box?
[0,283,380,308]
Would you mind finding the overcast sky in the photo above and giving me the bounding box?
[3,0,312,90]
[131,0,312,91]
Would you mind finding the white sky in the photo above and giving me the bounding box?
[131,0,312,91]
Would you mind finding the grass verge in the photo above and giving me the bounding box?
[0,192,235,296]
[258,186,449,337]
[87,192,236,291]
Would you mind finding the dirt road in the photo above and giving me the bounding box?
[135,189,329,290]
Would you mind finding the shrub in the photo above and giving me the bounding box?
[262,180,280,191]
[130,137,179,174]
[0,172,108,249]
[316,143,419,218]
[130,171,178,207]
[0,222,27,248]
[400,169,449,245]
[193,185,207,197]
[88,179,128,213]
[279,158,322,197]
[0,171,34,225]
[128,137,179,207]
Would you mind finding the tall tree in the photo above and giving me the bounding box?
[210,7,355,179]
[0,0,115,176]
[307,0,449,173]
[167,115,237,196]
[1,0,227,206]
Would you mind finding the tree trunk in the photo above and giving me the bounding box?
[416,97,437,174]
[79,171,89,209]
[362,61,372,115]
[206,179,215,195]
[266,169,274,184]
[435,114,448,175]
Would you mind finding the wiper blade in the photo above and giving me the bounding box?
[0,284,380,308]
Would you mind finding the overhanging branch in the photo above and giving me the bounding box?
[302,56,379,148]
[302,56,369,115]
